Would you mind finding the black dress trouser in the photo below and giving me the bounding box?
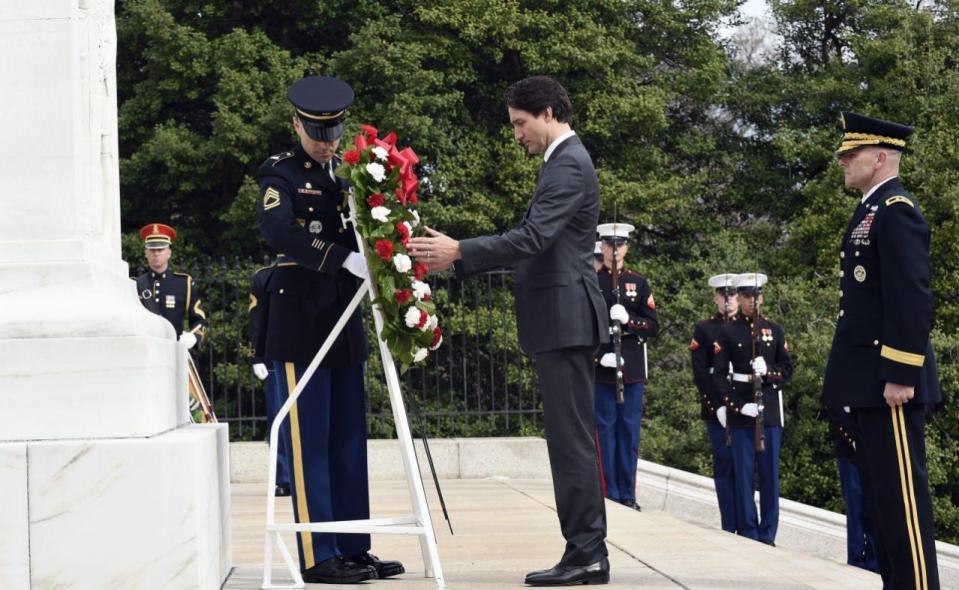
[855,404,939,590]
[534,345,609,566]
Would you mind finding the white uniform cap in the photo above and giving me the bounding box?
[596,223,635,240]
[594,241,602,255]
[708,274,737,290]
[733,272,768,291]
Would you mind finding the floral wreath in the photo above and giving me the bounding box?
[335,124,442,370]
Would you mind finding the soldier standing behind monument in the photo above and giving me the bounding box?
[593,222,658,511]
[135,223,207,349]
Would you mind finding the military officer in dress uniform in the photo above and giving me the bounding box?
[256,75,403,584]
[593,222,658,511]
[135,223,207,348]
[690,273,739,533]
[823,112,941,589]
[712,273,792,545]
[247,261,291,498]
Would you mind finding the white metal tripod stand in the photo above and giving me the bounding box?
[261,191,446,589]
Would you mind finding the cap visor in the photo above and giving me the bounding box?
[302,119,344,142]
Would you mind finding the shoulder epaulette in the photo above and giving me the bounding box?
[266,151,295,167]
[173,271,193,281]
[885,195,914,208]
[253,264,278,276]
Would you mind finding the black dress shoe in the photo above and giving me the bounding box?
[302,556,376,584]
[347,552,405,578]
[617,499,641,512]
[525,557,610,586]
[275,483,291,497]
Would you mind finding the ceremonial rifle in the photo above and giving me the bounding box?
[722,286,732,447]
[750,277,765,452]
[610,206,625,405]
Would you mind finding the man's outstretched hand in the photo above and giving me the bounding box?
[407,226,461,272]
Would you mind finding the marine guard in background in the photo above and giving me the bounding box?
[690,273,739,533]
[823,112,941,589]
[593,222,658,511]
[136,223,207,348]
[712,273,792,545]
[256,75,402,584]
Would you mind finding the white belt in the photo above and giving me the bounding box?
[732,372,753,383]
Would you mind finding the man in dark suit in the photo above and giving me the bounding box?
[408,75,610,586]
[822,112,941,590]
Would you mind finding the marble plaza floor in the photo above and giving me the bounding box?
[225,479,881,589]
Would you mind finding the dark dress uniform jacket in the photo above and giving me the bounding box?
[256,146,368,366]
[136,269,208,344]
[690,314,726,421]
[713,313,793,428]
[594,268,658,383]
[248,264,276,365]
[455,136,608,353]
[822,178,940,408]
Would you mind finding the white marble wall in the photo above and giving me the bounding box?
[0,425,231,590]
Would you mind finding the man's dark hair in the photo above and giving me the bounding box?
[505,76,573,123]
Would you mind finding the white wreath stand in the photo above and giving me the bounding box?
[261,192,447,589]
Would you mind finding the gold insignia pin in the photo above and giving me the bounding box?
[263,187,281,210]
[854,265,867,282]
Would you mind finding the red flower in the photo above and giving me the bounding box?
[430,326,443,348]
[416,310,428,329]
[374,240,394,261]
[396,221,410,244]
[422,294,432,302]
[343,150,360,165]
[361,124,379,140]
[394,289,412,305]
[367,193,385,208]
[383,131,398,146]
[414,262,428,281]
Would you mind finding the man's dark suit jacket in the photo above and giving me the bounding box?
[455,135,609,354]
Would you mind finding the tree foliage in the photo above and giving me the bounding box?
[116,0,958,542]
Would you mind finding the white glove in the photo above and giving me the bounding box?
[179,331,197,349]
[716,406,727,428]
[599,352,623,368]
[253,363,269,381]
[741,403,760,418]
[751,356,768,376]
[609,304,629,324]
[343,252,369,281]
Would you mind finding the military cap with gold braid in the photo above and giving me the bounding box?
[139,223,177,249]
[287,75,354,142]
[836,111,914,156]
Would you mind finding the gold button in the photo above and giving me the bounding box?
[308,207,314,212]
[336,205,342,211]
[339,228,345,233]
[279,288,285,294]
[873,339,879,346]
[840,251,845,258]
[839,270,844,277]
[854,251,860,257]
[839,290,843,297]
[839,310,845,317]
[738,343,742,347]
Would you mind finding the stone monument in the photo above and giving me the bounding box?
[0,1,231,587]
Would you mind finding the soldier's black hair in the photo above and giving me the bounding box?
[505,76,573,123]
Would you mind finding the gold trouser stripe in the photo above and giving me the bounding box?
[891,406,926,590]
[285,362,315,568]
[881,345,926,367]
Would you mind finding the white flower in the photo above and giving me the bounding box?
[413,348,429,363]
[393,253,412,273]
[427,314,438,330]
[412,280,431,300]
[409,209,420,227]
[371,146,389,161]
[404,306,423,328]
[371,206,391,223]
[366,162,386,182]
[429,333,443,351]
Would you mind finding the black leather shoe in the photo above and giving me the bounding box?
[302,556,376,584]
[525,558,610,586]
[348,552,405,578]
[275,483,291,497]
[618,499,641,512]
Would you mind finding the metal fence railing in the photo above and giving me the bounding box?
[151,258,542,441]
